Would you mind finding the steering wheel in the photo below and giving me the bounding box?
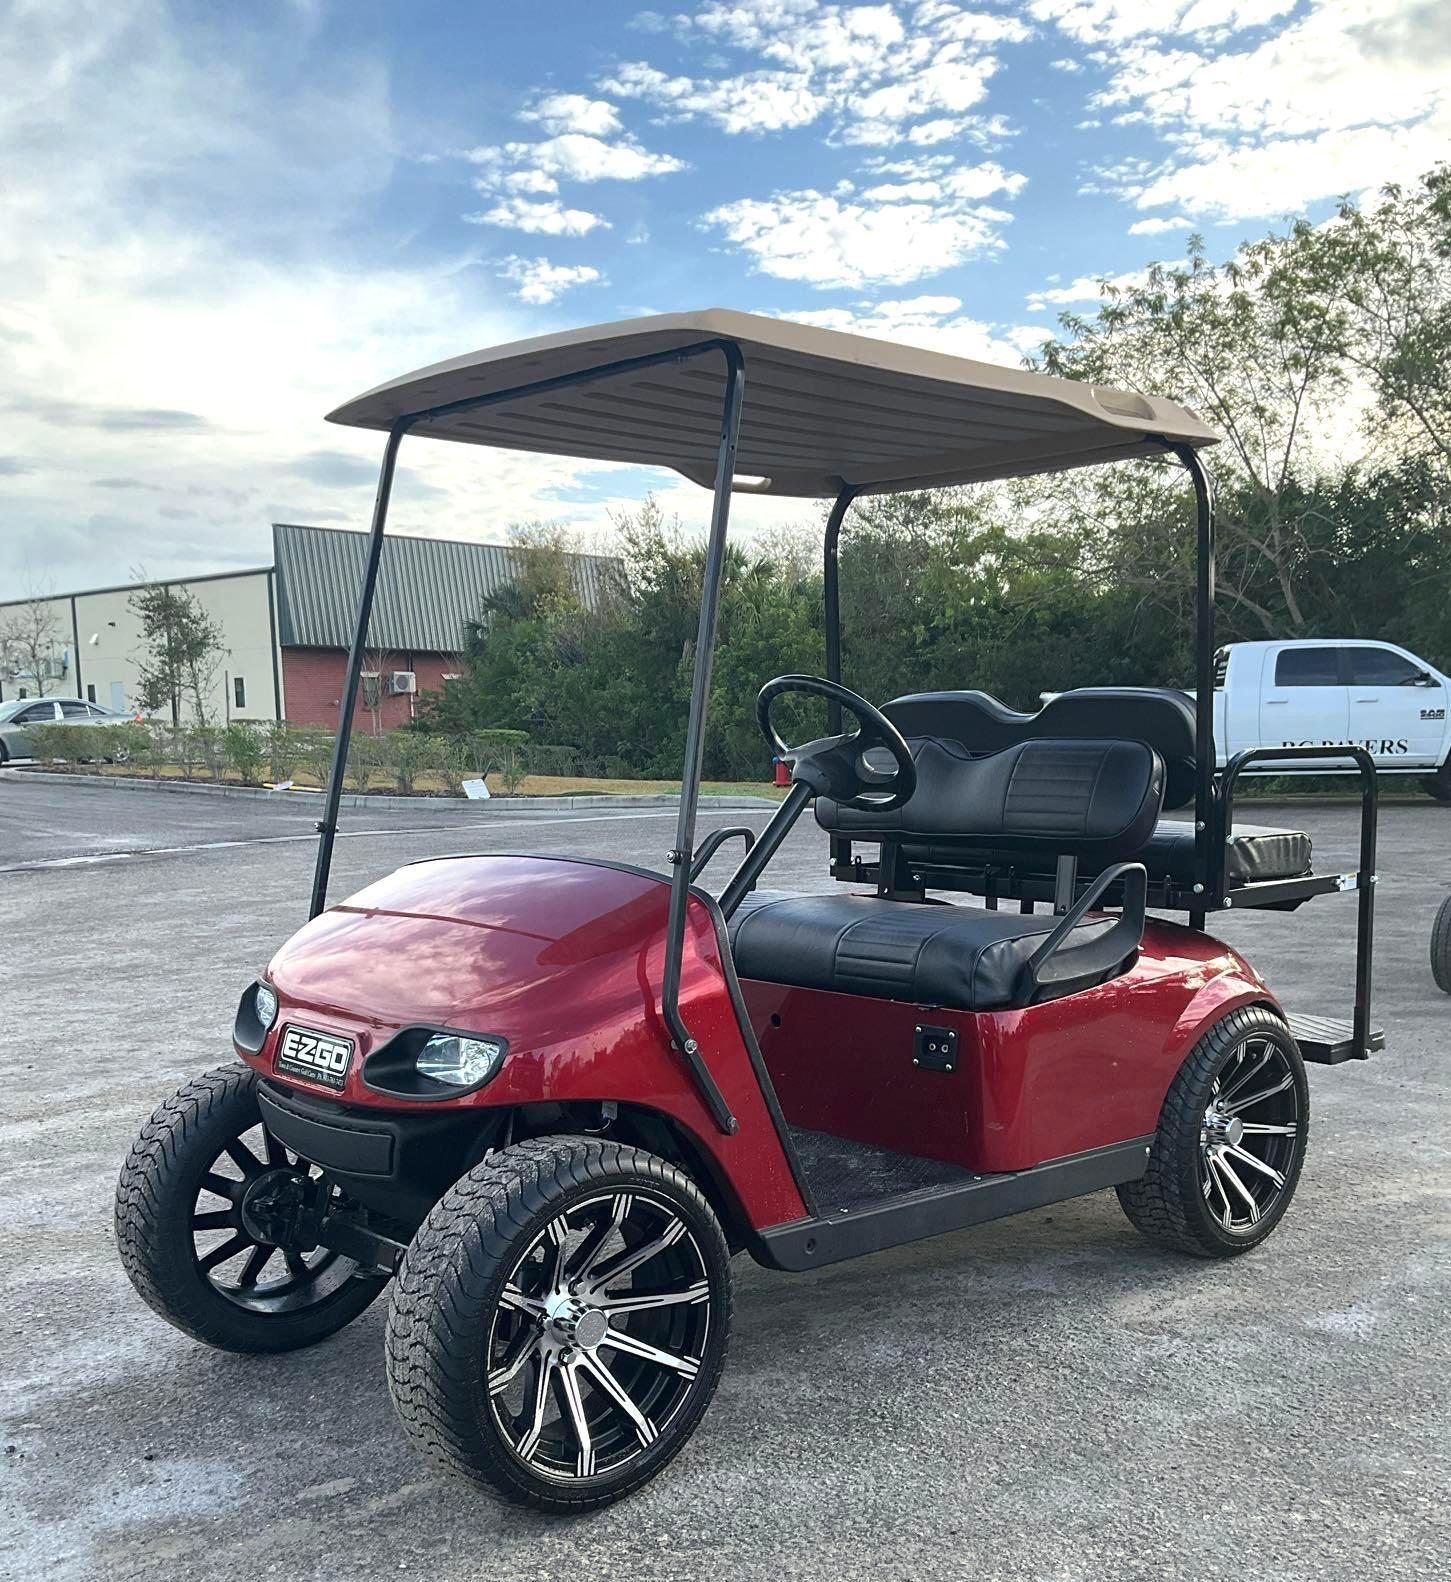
[756,675,917,811]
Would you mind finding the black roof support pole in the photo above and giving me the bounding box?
[660,344,746,1135]
[308,421,408,919]
[822,483,858,734]
[822,482,858,877]
[1170,441,1216,927]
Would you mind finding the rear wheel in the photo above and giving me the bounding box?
[1422,760,1451,801]
[115,1065,388,1351]
[1117,1007,1308,1257]
[1432,895,1451,994]
[386,1135,731,1511]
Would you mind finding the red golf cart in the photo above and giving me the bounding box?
[116,312,1382,1511]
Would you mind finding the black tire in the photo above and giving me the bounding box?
[1432,895,1451,994]
[115,1064,388,1352]
[386,1135,732,1512]
[1117,1007,1309,1258]
[1422,762,1451,802]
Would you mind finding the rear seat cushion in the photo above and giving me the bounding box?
[899,820,1312,886]
[726,891,1120,1011]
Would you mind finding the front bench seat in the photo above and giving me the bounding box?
[726,891,1121,1011]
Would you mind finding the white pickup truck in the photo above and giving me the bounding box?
[1211,639,1451,798]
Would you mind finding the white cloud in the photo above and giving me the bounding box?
[603,0,1033,146]
[1059,0,1451,221]
[703,162,1026,289]
[519,93,623,137]
[1127,214,1193,233]
[498,256,605,305]
[466,194,609,236]
[774,294,1050,364]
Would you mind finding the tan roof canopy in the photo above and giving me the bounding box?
[327,309,1218,498]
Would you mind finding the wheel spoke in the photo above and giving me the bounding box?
[199,1233,252,1272]
[238,1244,276,1286]
[223,1138,263,1178]
[499,1283,547,1319]
[515,1352,554,1463]
[191,1209,235,1232]
[579,1351,658,1447]
[1224,1143,1285,1188]
[543,1215,570,1292]
[601,1325,699,1378]
[597,1280,709,1316]
[1224,1072,1294,1114]
[201,1172,239,1201]
[488,1333,541,1396]
[1219,1042,1272,1103]
[587,1218,686,1293]
[1211,1149,1260,1223]
[264,1129,286,1167]
[558,1361,595,1477]
[569,1194,633,1285]
[1239,1122,1296,1136]
[1204,1154,1234,1227]
[283,1250,310,1277]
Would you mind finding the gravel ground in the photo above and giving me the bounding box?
[1,775,1447,1582]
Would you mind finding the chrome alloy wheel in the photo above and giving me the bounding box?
[1199,1036,1300,1234]
[486,1191,712,1482]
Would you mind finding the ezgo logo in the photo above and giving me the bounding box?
[277,1026,353,1090]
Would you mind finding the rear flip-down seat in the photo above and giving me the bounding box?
[821,687,1313,895]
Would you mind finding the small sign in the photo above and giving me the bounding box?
[461,777,491,800]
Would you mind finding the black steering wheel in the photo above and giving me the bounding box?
[756,675,917,811]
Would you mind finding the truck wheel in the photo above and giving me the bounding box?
[386,1136,731,1512]
[1432,896,1451,994]
[1117,1007,1308,1258]
[1422,761,1451,801]
[115,1065,388,1352]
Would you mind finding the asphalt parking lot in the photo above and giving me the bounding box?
[2,775,1448,1581]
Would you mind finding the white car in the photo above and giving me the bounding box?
[0,696,133,763]
[1211,639,1451,798]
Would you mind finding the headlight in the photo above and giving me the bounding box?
[254,983,279,1030]
[415,1034,505,1088]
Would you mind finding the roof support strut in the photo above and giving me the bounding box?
[306,338,747,1134]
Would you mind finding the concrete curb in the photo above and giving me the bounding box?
[3,767,779,814]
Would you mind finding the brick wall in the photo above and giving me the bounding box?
[280,649,458,730]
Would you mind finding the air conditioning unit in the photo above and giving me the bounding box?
[388,671,417,695]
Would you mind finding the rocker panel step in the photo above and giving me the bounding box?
[1288,1012,1385,1065]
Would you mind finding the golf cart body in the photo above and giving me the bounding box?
[119,309,1383,1510]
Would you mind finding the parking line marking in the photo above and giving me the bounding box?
[0,807,769,874]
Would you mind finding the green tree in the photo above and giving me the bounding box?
[129,581,227,725]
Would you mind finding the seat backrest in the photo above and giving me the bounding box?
[883,687,1199,809]
[816,736,1165,862]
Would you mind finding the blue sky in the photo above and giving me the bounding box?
[3,0,1448,590]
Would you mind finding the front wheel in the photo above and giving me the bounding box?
[386,1136,732,1512]
[1431,895,1451,994]
[115,1065,388,1351]
[1118,1007,1308,1257]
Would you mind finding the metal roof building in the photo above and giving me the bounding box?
[272,522,613,651]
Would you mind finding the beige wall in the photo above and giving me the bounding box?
[0,571,284,722]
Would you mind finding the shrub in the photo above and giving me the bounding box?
[290,729,338,790]
[92,721,154,770]
[453,728,529,780]
[187,725,225,779]
[383,730,446,795]
[345,732,388,792]
[222,723,267,785]
[496,745,528,795]
[26,723,81,768]
[265,722,300,784]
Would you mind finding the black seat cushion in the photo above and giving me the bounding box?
[899,819,1312,886]
[817,736,1164,864]
[726,891,1120,1012]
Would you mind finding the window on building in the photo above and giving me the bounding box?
[233,675,247,710]
[86,684,97,703]
[1275,647,1341,687]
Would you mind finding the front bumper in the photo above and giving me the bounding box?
[257,1080,499,1227]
